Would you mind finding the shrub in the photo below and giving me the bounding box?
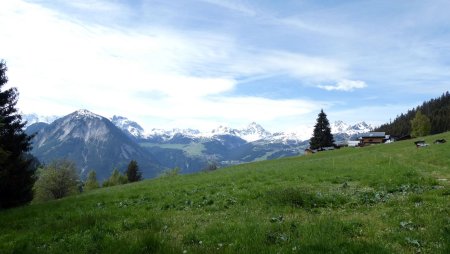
[103,168,128,187]
[159,167,181,178]
[84,170,99,191]
[33,159,80,202]
[203,162,218,172]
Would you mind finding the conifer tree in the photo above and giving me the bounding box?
[84,170,99,191]
[0,60,36,209]
[126,160,142,182]
[309,109,334,150]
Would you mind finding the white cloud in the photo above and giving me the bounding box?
[0,0,346,132]
[318,79,367,91]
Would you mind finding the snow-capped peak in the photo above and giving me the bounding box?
[331,121,350,134]
[351,121,370,131]
[22,113,59,127]
[210,125,239,136]
[72,109,102,119]
[239,122,271,142]
[331,121,372,135]
[110,115,145,138]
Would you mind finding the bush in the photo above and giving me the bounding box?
[84,170,99,191]
[103,169,128,187]
[159,167,180,177]
[33,160,80,202]
[203,162,218,172]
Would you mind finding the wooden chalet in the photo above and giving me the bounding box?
[358,132,388,146]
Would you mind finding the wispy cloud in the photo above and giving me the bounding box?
[318,80,367,92]
[199,0,257,16]
[0,0,332,131]
[2,0,448,133]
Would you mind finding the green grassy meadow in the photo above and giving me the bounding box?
[1,132,449,253]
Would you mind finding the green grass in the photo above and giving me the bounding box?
[1,132,449,253]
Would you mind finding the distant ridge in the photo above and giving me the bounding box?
[28,110,161,181]
[25,110,376,175]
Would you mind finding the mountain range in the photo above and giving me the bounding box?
[25,110,160,181]
[24,110,372,181]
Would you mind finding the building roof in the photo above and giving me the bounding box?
[359,132,386,138]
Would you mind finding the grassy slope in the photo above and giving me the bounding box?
[1,132,449,253]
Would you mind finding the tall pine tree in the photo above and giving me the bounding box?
[309,109,334,150]
[0,60,36,209]
[126,160,142,182]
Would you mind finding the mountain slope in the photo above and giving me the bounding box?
[30,110,161,180]
[375,91,450,136]
[2,131,448,253]
[26,111,376,175]
[22,113,59,128]
[110,115,145,139]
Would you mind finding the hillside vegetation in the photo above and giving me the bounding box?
[1,132,449,253]
[375,91,450,136]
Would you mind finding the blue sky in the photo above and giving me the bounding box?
[1,0,449,138]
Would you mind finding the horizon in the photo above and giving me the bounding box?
[23,108,375,140]
[2,0,450,134]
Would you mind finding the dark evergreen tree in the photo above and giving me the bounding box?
[125,160,142,182]
[309,109,335,150]
[0,60,36,209]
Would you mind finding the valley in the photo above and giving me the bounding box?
[24,111,370,180]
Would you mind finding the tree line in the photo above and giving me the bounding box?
[33,159,142,203]
[374,92,450,137]
[308,92,449,150]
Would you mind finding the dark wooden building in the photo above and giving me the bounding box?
[358,132,388,146]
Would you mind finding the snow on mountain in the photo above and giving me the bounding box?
[72,109,102,120]
[110,115,145,138]
[330,120,350,134]
[330,121,372,135]
[209,125,239,136]
[126,120,371,143]
[26,110,373,144]
[199,122,270,142]
[238,122,272,142]
[270,132,305,144]
[30,109,160,179]
[22,113,59,127]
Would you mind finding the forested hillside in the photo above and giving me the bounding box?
[375,92,450,137]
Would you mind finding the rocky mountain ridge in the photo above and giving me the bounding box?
[24,110,374,179]
[26,110,160,181]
